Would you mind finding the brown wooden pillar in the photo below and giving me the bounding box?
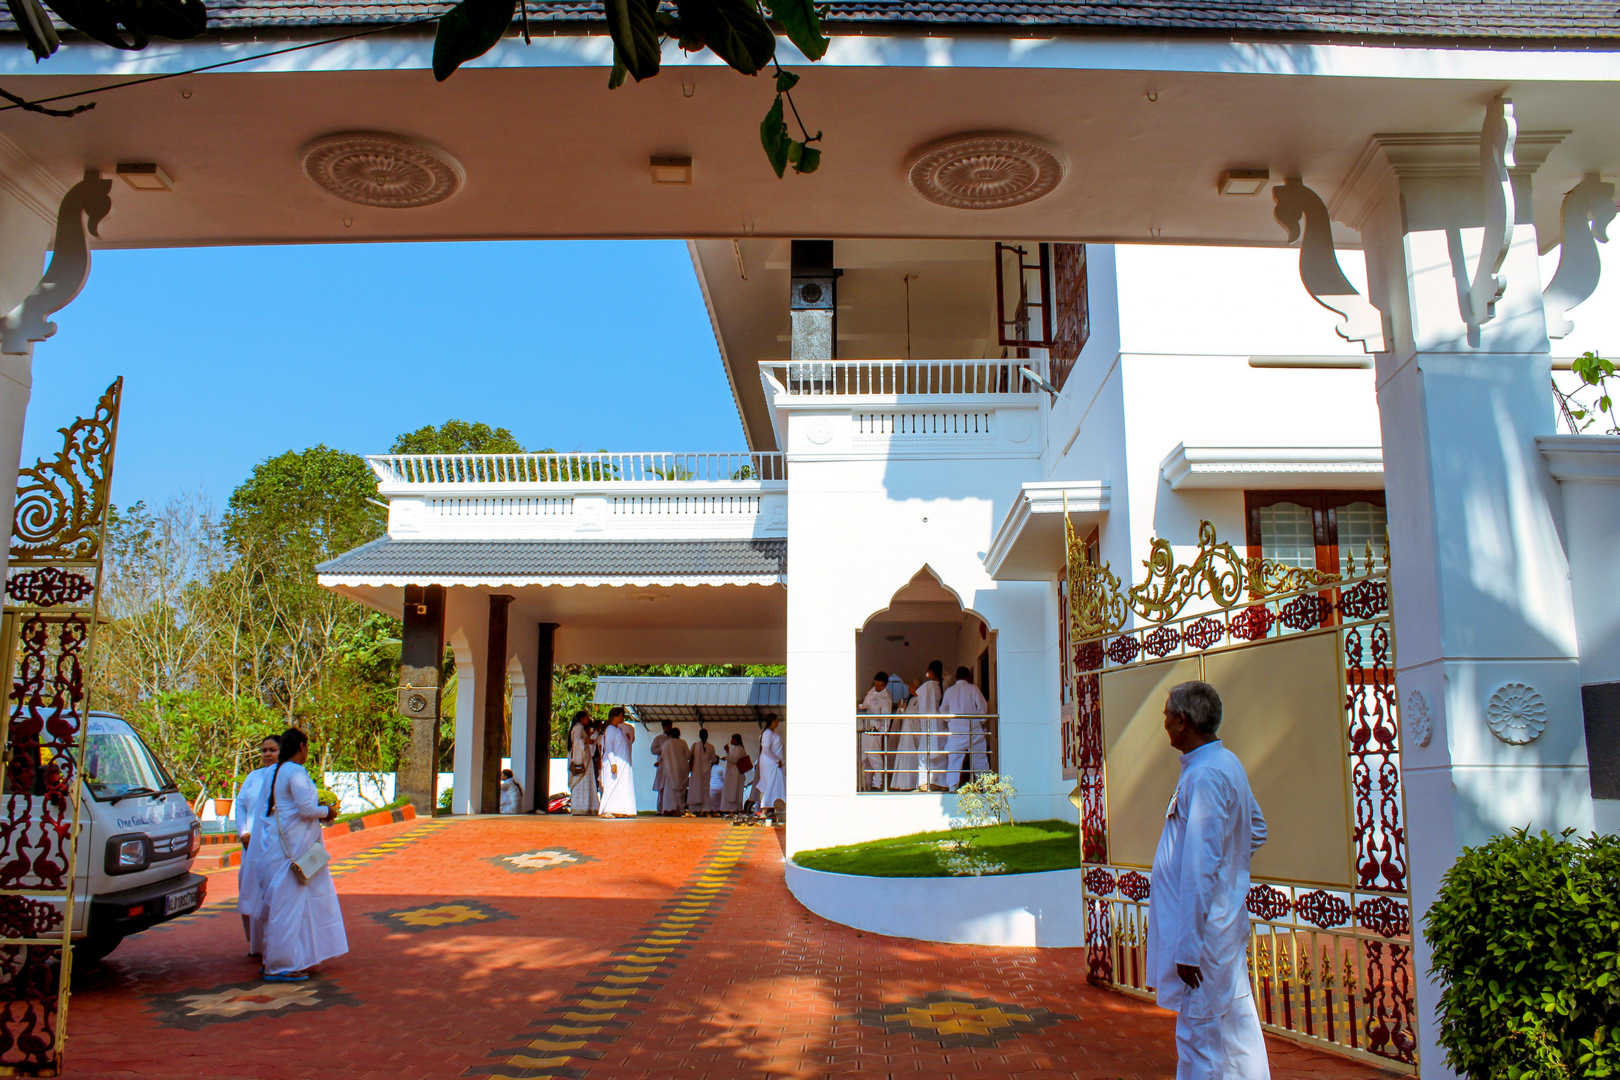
[533,623,557,811]
[481,594,513,813]
[397,584,446,816]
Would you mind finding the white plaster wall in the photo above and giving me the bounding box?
[0,180,54,587]
[785,862,1085,948]
[781,404,1062,856]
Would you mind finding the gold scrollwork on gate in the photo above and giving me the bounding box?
[10,379,121,564]
[1064,516,1341,641]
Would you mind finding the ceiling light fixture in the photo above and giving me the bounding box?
[650,154,693,184]
[115,162,173,191]
[1218,168,1270,196]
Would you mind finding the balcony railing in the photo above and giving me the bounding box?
[854,713,999,793]
[761,358,1046,397]
[369,451,787,487]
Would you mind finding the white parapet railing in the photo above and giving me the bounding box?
[759,357,1047,397]
[369,451,787,488]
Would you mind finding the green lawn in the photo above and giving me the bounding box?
[791,819,1080,877]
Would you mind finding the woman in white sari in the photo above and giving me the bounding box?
[258,728,347,982]
[567,711,598,815]
[720,734,749,813]
[889,679,923,792]
[755,716,786,818]
[235,733,280,955]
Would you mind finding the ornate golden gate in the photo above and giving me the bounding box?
[0,380,123,1076]
[1066,518,1415,1072]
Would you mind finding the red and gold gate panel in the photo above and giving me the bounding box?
[1065,518,1414,1072]
[0,379,123,1076]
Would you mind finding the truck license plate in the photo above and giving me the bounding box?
[165,887,198,916]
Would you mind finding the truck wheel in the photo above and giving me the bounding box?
[73,931,123,966]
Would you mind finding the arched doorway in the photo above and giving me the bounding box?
[855,567,996,792]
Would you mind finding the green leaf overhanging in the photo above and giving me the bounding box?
[603,0,661,81]
[760,95,790,177]
[677,0,775,76]
[432,0,516,81]
[8,0,59,59]
[43,0,206,50]
[762,0,827,61]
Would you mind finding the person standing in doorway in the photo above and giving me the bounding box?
[860,671,893,791]
[755,715,785,821]
[688,728,718,814]
[568,710,598,815]
[915,660,945,790]
[1146,681,1270,1080]
[234,733,280,957]
[941,666,988,788]
[598,708,638,818]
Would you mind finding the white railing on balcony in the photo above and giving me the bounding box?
[760,358,1046,397]
[369,451,787,487]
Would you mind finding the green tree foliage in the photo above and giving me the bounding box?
[390,419,525,455]
[223,445,381,574]
[1425,829,1620,1079]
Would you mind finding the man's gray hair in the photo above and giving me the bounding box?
[1167,680,1222,736]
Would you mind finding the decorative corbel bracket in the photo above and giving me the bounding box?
[1543,173,1615,339]
[1,168,113,358]
[1273,177,1387,354]
[1456,97,1518,335]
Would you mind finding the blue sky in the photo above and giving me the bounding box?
[19,240,744,513]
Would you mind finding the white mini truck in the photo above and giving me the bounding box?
[66,712,205,960]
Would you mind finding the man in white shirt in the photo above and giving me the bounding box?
[859,671,893,791]
[1146,680,1271,1080]
[914,661,945,790]
[940,666,988,788]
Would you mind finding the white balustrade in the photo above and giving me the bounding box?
[369,451,786,488]
[759,358,1047,397]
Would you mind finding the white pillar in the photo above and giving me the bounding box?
[0,141,60,579]
[1342,117,1596,1077]
[507,618,540,812]
[446,590,489,815]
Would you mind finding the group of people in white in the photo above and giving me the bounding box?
[567,707,786,820]
[234,728,348,982]
[858,659,990,792]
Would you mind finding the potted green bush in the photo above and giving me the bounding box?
[1425,828,1619,1079]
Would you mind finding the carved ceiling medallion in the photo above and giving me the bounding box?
[906,133,1064,210]
[301,132,464,209]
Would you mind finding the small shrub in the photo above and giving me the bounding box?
[438,786,453,811]
[1424,828,1620,1079]
[955,772,1016,828]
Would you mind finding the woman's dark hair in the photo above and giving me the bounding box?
[698,727,709,742]
[260,733,282,748]
[267,727,309,815]
[730,733,743,746]
[277,728,308,763]
[572,710,590,724]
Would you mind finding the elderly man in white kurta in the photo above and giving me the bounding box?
[1146,680,1271,1080]
[598,708,638,818]
[941,666,988,788]
[859,672,893,791]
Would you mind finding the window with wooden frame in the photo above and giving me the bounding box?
[1244,490,1387,576]
[995,241,1053,351]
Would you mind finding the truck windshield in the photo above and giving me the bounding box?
[83,717,176,802]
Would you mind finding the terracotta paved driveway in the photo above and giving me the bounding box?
[62,817,1391,1079]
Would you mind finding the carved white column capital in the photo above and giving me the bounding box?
[1329,124,1568,232]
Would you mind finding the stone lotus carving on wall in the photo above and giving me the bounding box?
[906,132,1064,210]
[1486,681,1547,745]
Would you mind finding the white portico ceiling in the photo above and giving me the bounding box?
[1159,443,1384,490]
[984,480,1109,581]
[2,35,1619,250]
